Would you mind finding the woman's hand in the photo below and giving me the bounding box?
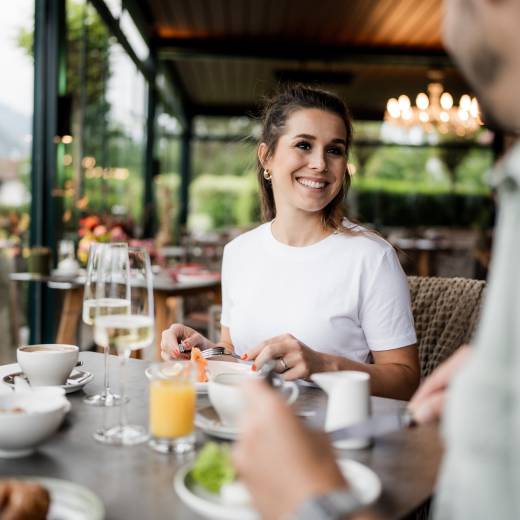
[246,333,329,380]
[233,379,347,519]
[160,323,211,361]
[408,345,472,424]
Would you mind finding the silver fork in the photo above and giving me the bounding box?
[199,346,243,360]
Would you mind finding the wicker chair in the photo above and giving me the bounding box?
[408,276,486,378]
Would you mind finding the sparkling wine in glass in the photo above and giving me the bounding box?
[82,243,130,406]
[93,246,154,446]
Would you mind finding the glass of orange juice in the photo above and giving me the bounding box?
[148,361,196,454]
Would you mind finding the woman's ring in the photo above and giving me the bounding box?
[279,358,288,371]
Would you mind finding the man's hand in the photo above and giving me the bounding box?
[408,345,472,424]
[233,379,347,520]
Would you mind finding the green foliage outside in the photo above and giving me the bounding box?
[351,145,491,194]
[16,0,146,239]
[189,173,259,231]
[192,139,257,180]
[155,123,495,236]
[347,144,494,228]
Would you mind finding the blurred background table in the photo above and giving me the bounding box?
[9,272,221,358]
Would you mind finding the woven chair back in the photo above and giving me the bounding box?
[408,276,486,378]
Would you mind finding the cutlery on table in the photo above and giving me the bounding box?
[199,346,244,360]
[328,409,416,442]
[178,342,248,362]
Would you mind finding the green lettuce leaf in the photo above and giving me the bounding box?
[190,442,236,493]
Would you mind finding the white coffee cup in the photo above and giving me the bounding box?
[208,372,299,428]
[17,344,79,386]
[311,371,371,449]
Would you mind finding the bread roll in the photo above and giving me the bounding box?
[0,480,50,520]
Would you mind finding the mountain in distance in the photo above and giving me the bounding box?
[0,101,31,158]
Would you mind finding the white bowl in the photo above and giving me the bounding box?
[0,389,70,458]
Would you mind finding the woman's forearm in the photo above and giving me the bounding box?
[320,354,420,400]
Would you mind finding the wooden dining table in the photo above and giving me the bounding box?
[9,272,221,358]
[0,352,443,519]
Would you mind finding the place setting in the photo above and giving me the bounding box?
[158,361,383,519]
[0,342,95,458]
[0,346,105,519]
[138,348,386,520]
[2,344,93,394]
[174,443,382,520]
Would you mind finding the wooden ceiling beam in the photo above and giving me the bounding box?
[156,37,453,68]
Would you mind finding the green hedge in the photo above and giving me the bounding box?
[352,190,495,228]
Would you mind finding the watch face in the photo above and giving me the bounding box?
[296,489,362,520]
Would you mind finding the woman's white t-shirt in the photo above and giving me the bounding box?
[220,222,416,363]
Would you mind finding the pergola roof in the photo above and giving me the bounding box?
[128,0,470,120]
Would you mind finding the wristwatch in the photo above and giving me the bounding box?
[289,488,362,520]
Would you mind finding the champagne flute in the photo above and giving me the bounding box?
[82,243,130,406]
[93,246,154,446]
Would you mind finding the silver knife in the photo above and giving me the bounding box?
[328,409,416,442]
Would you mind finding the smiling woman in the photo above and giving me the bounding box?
[161,85,420,400]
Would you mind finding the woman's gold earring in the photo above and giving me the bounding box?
[263,169,272,181]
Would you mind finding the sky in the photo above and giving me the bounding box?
[0,1,34,116]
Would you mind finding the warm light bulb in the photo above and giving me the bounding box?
[459,94,471,111]
[470,97,479,118]
[416,93,429,110]
[419,111,429,123]
[440,92,453,110]
[440,111,449,123]
[398,95,411,111]
[387,98,400,118]
[458,109,469,121]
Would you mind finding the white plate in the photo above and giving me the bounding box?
[145,360,253,394]
[174,458,381,520]
[8,476,104,520]
[195,405,238,440]
[2,369,94,394]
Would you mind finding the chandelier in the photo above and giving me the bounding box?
[384,82,482,138]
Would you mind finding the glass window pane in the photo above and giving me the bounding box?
[0,0,34,361]
[64,0,148,263]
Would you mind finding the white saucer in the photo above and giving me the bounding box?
[50,269,79,279]
[195,405,238,440]
[2,369,94,394]
[8,476,104,520]
[174,458,381,520]
[145,360,252,394]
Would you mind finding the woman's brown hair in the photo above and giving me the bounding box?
[257,84,354,231]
